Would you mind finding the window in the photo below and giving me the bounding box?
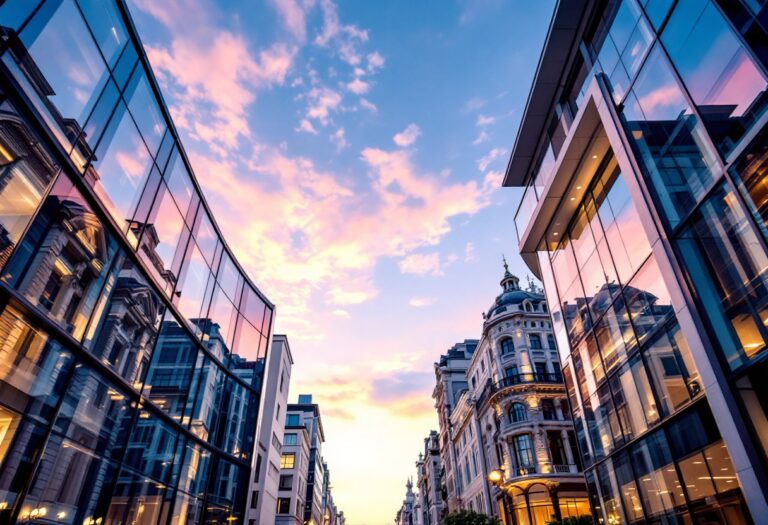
[541,399,557,420]
[284,433,298,446]
[500,338,515,355]
[547,334,556,349]
[279,475,293,490]
[286,414,300,426]
[272,432,281,451]
[505,365,518,378]
[276,404,280,421]
[529,334,543,349]
[509,402,527,423]
[677,182,768,369]
[534,362,547,377]
[547,431,567,465]
[277,497,291,514]
[513,434,535,468]
[251,491,258,509]
[280,453,295,469]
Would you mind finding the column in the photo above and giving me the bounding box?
[561,429,575,468]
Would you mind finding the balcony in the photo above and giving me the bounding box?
[493,373,564,391]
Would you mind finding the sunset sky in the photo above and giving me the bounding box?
[126,0,554,522]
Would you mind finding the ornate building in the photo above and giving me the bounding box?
[395,479,417,525]
[415,431,444,525]
[432,262,590,524]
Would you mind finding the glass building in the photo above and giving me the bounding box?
[0,1,274,524]
[506,0,768,523]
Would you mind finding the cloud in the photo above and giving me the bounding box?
[305,86,343,125]
[296,118,319,134]
[269,0,307,41]
[476,114,495,127]
[393,123,421,147]
[472,130,489,145]
[367,52,385,72]
[332,309,350,318]
[369,370,435,418]
[315,0,369,66]
[465,241,476,262]
[359,98,378,113]
[398,252,443,276]
[409,296,436,307]
[331,127,349,150]
[462,96,486,113]
[477,147,505,172]
[346,77,370,94]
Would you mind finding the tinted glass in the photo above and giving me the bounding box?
[187,356,224,444]
[2,176,118,341]
[124,410,180,483]
[175,242,212,336]
[124,68,167,157]
[76,0,129,67]
[0,408,48,521]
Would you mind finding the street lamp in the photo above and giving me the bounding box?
[487,470,514,525]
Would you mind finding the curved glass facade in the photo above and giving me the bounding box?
[0,1,273,524]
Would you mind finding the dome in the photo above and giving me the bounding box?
[485,257,544,318]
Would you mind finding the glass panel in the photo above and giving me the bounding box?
[53,364,135,460]
[137,181,188,295]
[621,45,720,228]
[178,440,211,499]
[561,277,592,346]
[187,356,224,444]
[0,0,41,32]
[585,386,622,458]
[0,99,59,267]
[192,209,218,267]
[595,298,636,372]
[0,407,48,520]
[731,127,768,245]
[87,102,153,236]
[105,467,172,525]
[514,183,538,241]
[123,409,180,483]
[17,0,108,129]
[232,315,266,369]
[662,0,768,156]
[215,378,254,461]
[143,314,199,422]
[610,354,655,441]
[2,176,118,341]
[20,433,119,525]
[624,255,675,345]
[643,321,702,416]
[84,253,165,385]
[204,457,245,524]
[676,182,768,369]
[77,78,120,170]
[204,284,236,358]
[175,241,212,337]
[170,490,204,525]
[642,0,674,31]
[124,68,167,157]
[76,0,129,67]
[240,285,266,333]
[217,250,241,303]
[0,305,74,424]
[164,148,195,220]
[614,452,644,522]
[595,460,627,525]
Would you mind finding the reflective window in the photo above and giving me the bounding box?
[164,148,196,221]
[143,315,199,422]
[662,0,768,156]
[624,255,674,345]
[594,460,626,525]
[171,490,204,525]
[175,242,212,336]
[643,321,702,416]
[193,208,219,267]
[216,378,255,461]
[606,0,654,102]
[0,407,48,521]
[105,467,173,525]
[52,364,135,459]
[585,386,622,458]
[512,434,535,468]
[621,45,720,228]
[124,68,167,157]
[731,126,768,245]
[509,402,527,423]
[631,431,685,518]
[178,439,211,499]
[17,0,108,130]
[676,182,768,369]
[611,354,657,441]
[187,356,225,444]
[232,314,267,369]
[240,285,267,334]
[0,1,41,32]
[0,99,59,267]
[84,253,165,384]
[204,457,245,524]
[76,0,129,67]
[594,298,636,372]
[2,176,119,341]
[205,284,237,358]
[124,410,180,483]
[614,452,644,522]
[0,305,74,424]
[137,181,189,295]
[87,101,153,236]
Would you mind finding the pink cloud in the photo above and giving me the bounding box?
[398,252,443,276]
[346,76,370,94]
[392,123,421,147]
[269,0,308,42]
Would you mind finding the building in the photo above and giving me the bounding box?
[395,479,417,525]
[506,0,768,523]
[247,335,294,525]
[276,395,326,525]
[433,339,478,514]
[0,1,275,524]
[415,431,443,525]
[433,264,589,524]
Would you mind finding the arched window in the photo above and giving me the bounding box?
[524,301,533,312]
[542,302,548,312]
[500,338,515,355]
[509,402,527,423]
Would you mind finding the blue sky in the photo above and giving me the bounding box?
[126,0,554,522]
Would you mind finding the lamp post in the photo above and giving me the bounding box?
[487,470,515,525]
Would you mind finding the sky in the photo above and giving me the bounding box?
[125,1,554,522]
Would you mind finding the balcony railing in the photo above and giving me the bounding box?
[493,373,564,391]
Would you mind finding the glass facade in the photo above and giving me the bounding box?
[0,2,274,524]
[513,0,768,523]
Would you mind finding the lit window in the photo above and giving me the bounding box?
[280,453,295,469]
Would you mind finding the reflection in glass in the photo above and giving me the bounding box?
[124,410,180,483]
[124,68,167,157]
[76,0,128,67]
[0,305,74,424]
[621,45,720,228]
[594,298,635,372]
[178,440,211,499]
[204,457,245,524]
[84,253,165,385]
[614,452,644,522]
[2,176,118,340]
[0,99,59,268]
[594,460,625,525]
[192,209,218,267]
[731,126,768,245]
[662,0,768,156]
[0,407,48,520]
[164,148,195,220]
[143,315,199,422]
[105,468,171,525]
[175,242,211,336]
[204,284,236,357]
[677,183,768,369]
[624,255,674,345]
[216,378,254,461]
[188,355,224,444]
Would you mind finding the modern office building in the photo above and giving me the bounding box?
[247,335,294,525]
[0,1,275,524]
[441,264,589,523]
[506,0,768,523]
[433,339,478,514]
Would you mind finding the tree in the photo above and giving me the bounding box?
[443,510,500,525]
[546,516,595,525]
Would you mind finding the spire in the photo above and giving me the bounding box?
[500,254,520,291]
